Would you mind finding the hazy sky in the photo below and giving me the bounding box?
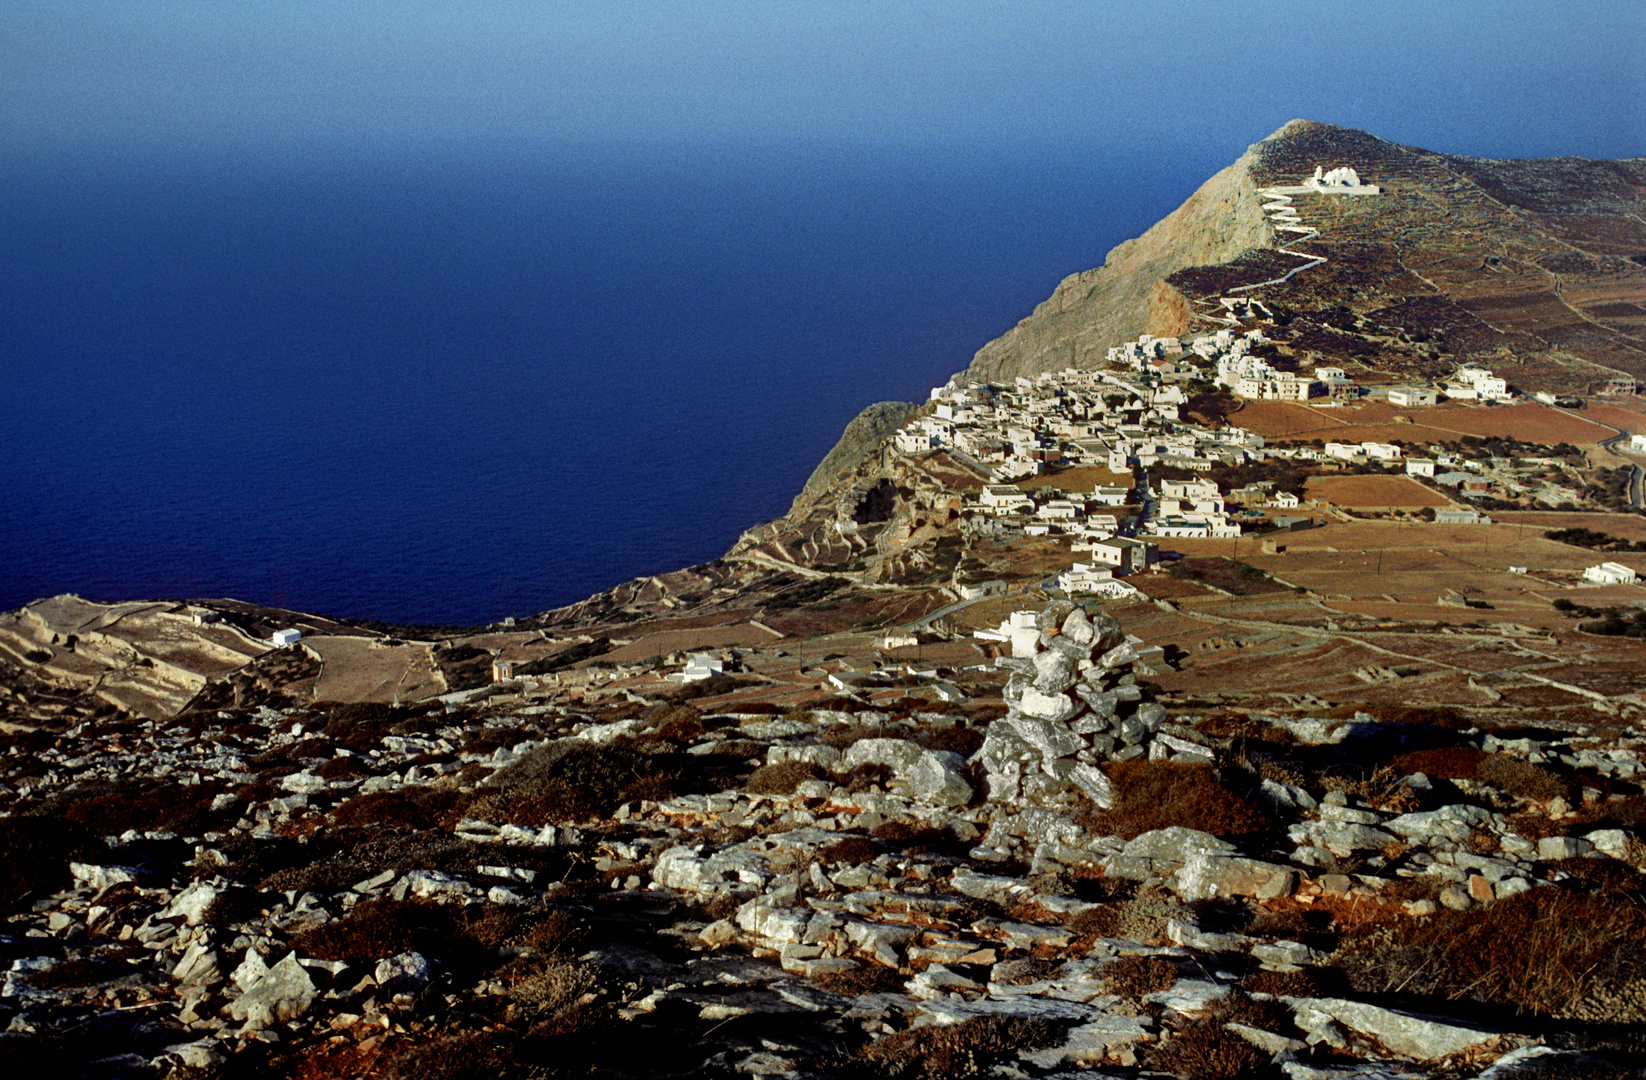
[3,1,1642,163]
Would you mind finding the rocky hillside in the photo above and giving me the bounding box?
[956,125,1279,385]
[958,120,1646,393]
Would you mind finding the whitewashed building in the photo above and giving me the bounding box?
[1388,387,1438,407]
[1584,562,1638,585]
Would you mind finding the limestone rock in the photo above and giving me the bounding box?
[1173,852,1297,902]
[228,952,317,1030]
[1287,996,1505,1059]
[374,951,432,996]
[1016,688,1078,724]
[905,751,972,807]
[1005,715,1084,759]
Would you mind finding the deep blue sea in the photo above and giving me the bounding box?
[1,141,1222,624]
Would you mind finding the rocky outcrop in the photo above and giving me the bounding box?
[793,400,919,508]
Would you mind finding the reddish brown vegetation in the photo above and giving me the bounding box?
[1078,761,1274,841]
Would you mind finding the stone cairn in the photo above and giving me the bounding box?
[977,599,1211,811]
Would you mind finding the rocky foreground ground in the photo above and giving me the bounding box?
[2,601,1644,1079]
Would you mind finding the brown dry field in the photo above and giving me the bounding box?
[598,622,786,664]
[1155,520,1646,622]
[1490,510,1646,541]
[1304,474,1454,507]
[1235,400,1615,446]
[305,636,445,703]
[1577,401,1643,435]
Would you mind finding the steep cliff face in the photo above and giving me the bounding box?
[956,125,1287,384]
[791,400,919,511]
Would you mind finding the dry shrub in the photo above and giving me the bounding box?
[1204,989,1294,1034]
[330,787,474,832]
[710,738,764,759]
[475,742,673,825]
[1333,703,1469,729]
[1078,761,1274,841]
[856,1016,1061,1078]
[203,886,268,925]
[823,722,897,749]
[1478,755,1573,802]
[316,755,368,781]
[1504,811,1567,842]
[843,763,896,793]
[0,817,99,915]
[22,956,123,990]
[820,836,880,865]
[744,760,826,795]
[815,964,904,996]
[649,705,706,743]
[1145,1017,1268,1080]
[1099,955,1178,997]
[911,725,985,757]
[295,898,454,962]
[1066,904,1121,941]
[1588,795,1646,830]
[998,957,1064,985]
[46,779,228,838]
[1338,886,1646,1019]
[1388,746,1486,780]
[1110,888,1189,945]
[1493,1060,1634,1080]
[1240,966,1337,998]
[1548,857,1645,899]
[499,953,596,1017]
[700,892,741,921]
[871,820,947,852]
[377,1029,519,1080]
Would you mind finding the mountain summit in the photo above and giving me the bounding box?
[960,120,1646,393]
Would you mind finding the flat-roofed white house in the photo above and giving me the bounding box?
[1092,485,1131,506]
[1388,387,1438,407]
[681,654,726,682]
[1361,441,1403,461]
[1036,500,1083,521]
[1159,477,1219,501]
[1630,433,1646,453]
[1406,458,1437,478]
[1268,491,1301,509]
[1088,537,1156,574]
[1436,508,1490,525]
[271,628,302,647]
[1584,562,1638,585]
[979,485,1033,512]
[1058,563,1115,593]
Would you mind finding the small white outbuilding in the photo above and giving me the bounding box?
[271,628,302,647]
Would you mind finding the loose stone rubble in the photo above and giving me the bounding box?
[0,600,1643,1077]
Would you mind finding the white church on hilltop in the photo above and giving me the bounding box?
[1305,165,1381,195]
